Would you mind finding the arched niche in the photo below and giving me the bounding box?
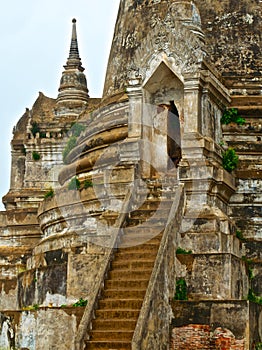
[142,61,184,173]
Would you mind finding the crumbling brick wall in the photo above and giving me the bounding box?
[170,325,245,350]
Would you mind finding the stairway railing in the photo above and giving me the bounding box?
[74,179,137,350]
[132,184,185,350]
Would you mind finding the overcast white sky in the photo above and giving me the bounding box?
[0,0,120,210]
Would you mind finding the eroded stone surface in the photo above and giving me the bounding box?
[0,1,261,349]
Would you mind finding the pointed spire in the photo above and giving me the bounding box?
[65,18,84,72]
[56,19,89,111]
[69,19,79,57]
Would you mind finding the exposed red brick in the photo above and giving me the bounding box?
[170,325,245,350]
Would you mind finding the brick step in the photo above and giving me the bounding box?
[119,238,160,248]
[98,299,143,310]
[112,252,157,261]
[111,259,154,270]
[105,279,149,290]
[120,234,161,244]
[102,289,145,299]
[95,309,140,319]
[108,269,152,280]
[115,244,159,260]
[129,208,170,220]
[126,217,167,227]
[119,231,163,247]
[89,330,134,341]
[123,226,164,236]
[117,243,159,253]
[84,192,165,350]
[136,200,172,211]
[91,319,137,331]
[85,340,131,350]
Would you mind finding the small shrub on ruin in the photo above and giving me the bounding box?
[176,247,192,255]
[72,298,88,307]
[222,148,239,172]
[32,151,41,161]
[70,122,86,137]
[31,122,40,137]
[221,108,245,125]
[68,177,81,190]
[63,136,77,163]
[247,289,262,305]
[84,179,93,189]
[174,278,188,301]
[44,188,54,199]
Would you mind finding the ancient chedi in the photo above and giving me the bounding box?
[0,0,261,349]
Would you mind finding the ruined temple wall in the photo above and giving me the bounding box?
[103,0,261,98]
[0,308,83,350]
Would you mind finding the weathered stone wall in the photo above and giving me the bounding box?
[103,0,261,97]
[17,139,137,309]
[176,253,248,300]
[194,0,261,80]
[0,308,83,350]
[0,210,40,310]
[17,242,112,309]
[18,261,67,308]
[0,1,261,348]
[223,96,262,311]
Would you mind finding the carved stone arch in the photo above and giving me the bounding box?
[142,57,184,112]
[142,59,184,123]
[129,0,206,83]
[126,1,206,174]
[142,60,183,172]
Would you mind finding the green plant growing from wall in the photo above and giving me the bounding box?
[32,151,41,161]
[222,148,239,172]
[70,122,86,137]
[247,289,262,305]
[68,177,81,190]
[174,278,188,301]
[243,257,262,305]
[236,230,245,241]
[176,247,192,255]
[31,121,40,137]
[242,256,254,281]
[63,136,77,163]
[248,266,254,281]
[84,179,93,189]
[255,343,262,350]
[221,108,246,125]
[62,124,86,164]
[44,188,54,199]
[72,298,88,307]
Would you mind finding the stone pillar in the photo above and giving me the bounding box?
[126,78,143,139]
[176,66,249,302]
[183,73,203,136]
[180,67,234,210]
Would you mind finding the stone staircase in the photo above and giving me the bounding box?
[84,179,176,350]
